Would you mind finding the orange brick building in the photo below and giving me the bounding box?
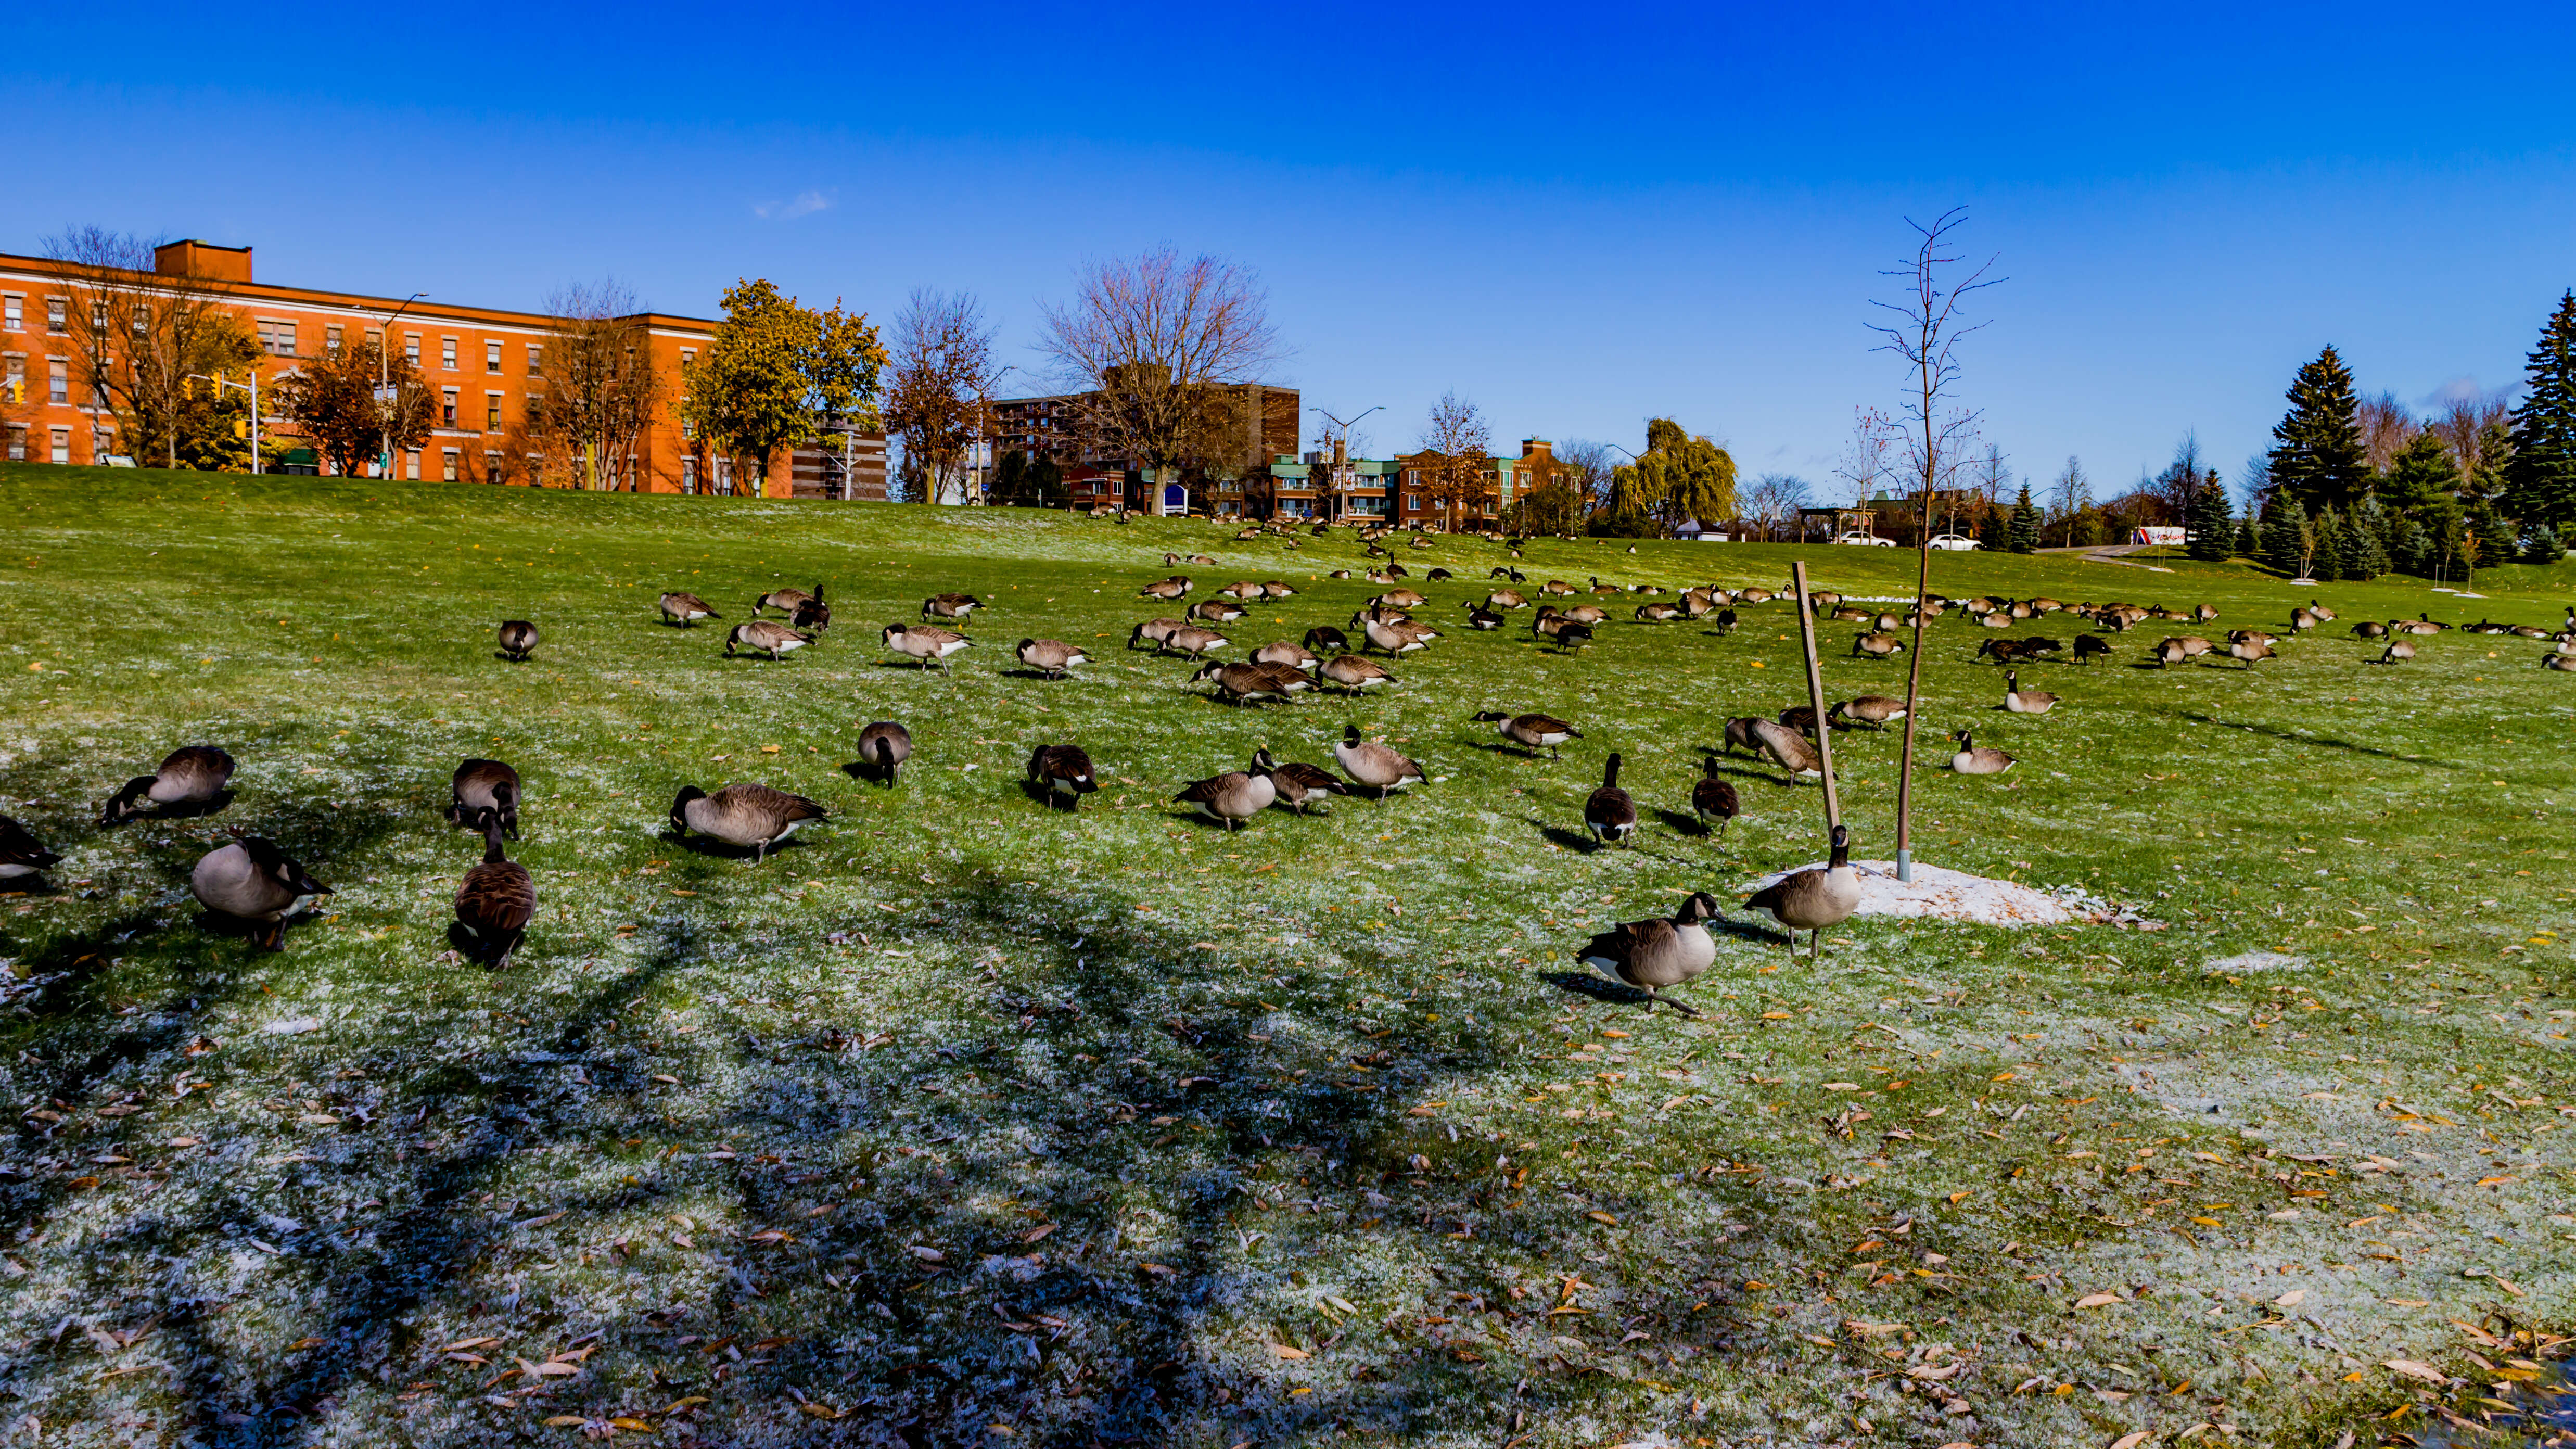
[0,240,885,499]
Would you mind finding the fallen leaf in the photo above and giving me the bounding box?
[2109,1433,2153,1449]
[2074,1292,2124,1309]
[1586,1211,1619,1226]
[442,1337,502,1353]
[1269,1343,1310,1360]
[2273,1289,2305,1307]
[2384,1359,2447,1385]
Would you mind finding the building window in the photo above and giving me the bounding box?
[526,345,542,376]
[50,428,70,464]
[487,340,503,374]
[441,388,458,428]
[404,448,421,480]
[442,448,461,482]
[365,327,382,351]
[3,353,20,398]
[680,347,696,370]
[48,357,69,404]
[326,324,343,355]
[1404,493,1419,512]
[255,320,298,357]
[93,428,113,462]
[486,393,502,431]
[2,296,18,331]
[46,298,67,334]
[484,449,502,482]
[441,337,457,371]
[404,333,420,365]
[4,424,23,461]
[681,457,697,494]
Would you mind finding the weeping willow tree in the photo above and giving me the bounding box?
[1608,417,1737,531]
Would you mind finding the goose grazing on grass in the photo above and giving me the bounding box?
[1691,758,1741,836]
[1487,589,1528,609]
[852,721,912,785]
[1473,710,1582,758]
[1140,576,1193,601]
[1333,726,1423,803]
[1743,824,1859,960]
[1711,607,1738,635]
[2072,634,2112,665]
[669,783,826,861]
[2229,636,2275,669]
[1464,602,1505,630]
[727,620,814,660]
[1948,730,2015,774]
[882,622,972,669]
[659,591,721,627]
[1194,662,1309,705]
[1580,891,1720,1014]
[100,745,235,824]
[1192,598,1248,624]
[2000,670,2059,714]
[1373,588,1429,609]
[1261,581,1298,599]
[2352,620,2389,640]
[1252,640,1319,672]
[1130,617,1186,652]
[756,583,823,618]
[1584,753,1637,848]
[1027,744,1099,810]
[1219,580,1266,601]
[1015,638,1088,679]
[2289,606,2320,632]
[447,758,522,840]
[1251,746,1350,815]
[1175,766,1276,830]
[497,620,539,662]
[1319,654,1395,695]
[1353,612,1437,655]
[1777,705,1819,737]
[1303,625,1351,654]
[1164,625,1232,659]
[1551,622,1595,653]
[2151,635,2214,667]
[453,810,537,969]
[1721,717,1763,757]
[1852,631,1904,659]
[790,596,833,632]
[1561,603,1610,626]
[2545,653,2576,672]
[191,833,330,949]
[1828,695,1907,730]
[1751,718,1825,782]
[0,815,63,888]
[2378,639,2416,665]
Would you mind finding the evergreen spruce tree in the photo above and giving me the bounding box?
[2380,431,2462,514]
[2236,513,2262,558]
[2390,515,2431,576]
[2259,492,2310,577]
[2268,346,2369,510]
[2007,485,2039,553]
[2186,475,2235,561]
[2523,523,2565,565]
[2503,291,2576,529]
[2312,507,2346,580]
[2332,505,2380,580]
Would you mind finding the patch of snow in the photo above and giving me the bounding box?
[2207,951,2309,972]
[1736,860,2076,927]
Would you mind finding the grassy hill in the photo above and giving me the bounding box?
[2,463,2571,1447]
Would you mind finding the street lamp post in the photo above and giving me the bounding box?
[376,294,427,479]
[187,370,260,474]
[1308,405,1381,523]
[974,365,1019,505]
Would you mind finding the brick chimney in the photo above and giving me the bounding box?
[154,240,253,284]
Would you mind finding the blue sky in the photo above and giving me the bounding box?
[9,2,2575,497]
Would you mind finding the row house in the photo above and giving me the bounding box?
[1390,438,1565,531]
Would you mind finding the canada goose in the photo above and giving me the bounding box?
[100,745,235,824]
[1320,653,1396,694]
[668,782,826,861]
[1140,577,1193,601]
[1328,569,1356,580]
[1130,617,1186,651]
[1948,730,2014,774]
[1191,598,1248,624]
[2008,600,2035,620]
[1552,622,1595,652]
[1691,758,1741,836]
[0,815,63,888]
[922,592,984,619]
[883,622,973,669]
[1560,603,1610,626]
[659,591,721,627]
[1354,614,1436,655]
[1219,580,1266,600]
[1678,589,1715,618]
[1743,823,1860,960]
[852,721,912,785]
[1580,892,1720,1013]
[1749,718,1822,780]
[727,620,814,659]
[1588,576,1623,596]
[1015,638,1089,678]
[2001,670,2059,714]
[1777,704,1820,736]
[1531,609,1567,642]
[1830,605,1871,623]
[755,583,822,617]
[1807,590,1842,611]
[1194,662,1311,705]
[2352,620,2389,639]
[1711,607,1738,635]
[1252,640,1319,672]
[1251,746,1350,815]
[2377,639,2416,664]
[1163,552,1184,566]
[2400,616,2445,635]
[1828,695,1907,730]
[2545,653,2576,671]
[2191,602,2220,622]
[1333,725,1423,802]
[1582,753,1636,847]
[1261,581,1298,599]
[2228,637,2275,669]
[1852,631,1905,659]
[2289,607,2320,632]
[2030,597,2066,615]
[1541,578,1576,595]
[1485,589,1528,611]
[454,810,537,969]
[1302,625,1351,654]
[447,757,522,840]
[2072,634,2111,665]
[2151,635,2212,667]
[191,833,331,949]
[2307,599,2338,622]
[1872,612,1906,632]
[1962,596,1998,617]
[1175,767,1276,829]
[1164,625,1231,658]
[1188,553,1218,567]
[790,596,833,632]
[497,619,539,662]
[1374,588,1429,609]
[1464,602,1505,630]
[1975,611,2012,630]
[1027,745,1099,810]
[1473,710,1582,758]
[1426,567,1453,580]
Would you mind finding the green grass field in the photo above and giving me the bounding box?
[2,463,2571,1449]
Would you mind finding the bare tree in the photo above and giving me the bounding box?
[2048,455,2092,545]
[2357,390,2418,475]
[44,227,257,469]
[517,281,663,490]
[1831,408,1899,528]
[1743,472,1814,540]
[2426,387,2513,482]
[1553,439,1619,519]
[1037,250,1280,511]
[1417,392,1494,532]
[884,290,999,506]
[1866,207,2001,883]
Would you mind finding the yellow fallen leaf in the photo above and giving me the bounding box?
[544,1416,588,1427]
[2385,1359,2447,1384]
[2476,1175,2515,1186]
[2190,1216,2223,1227]
[610,1419,652,1432]
[442,1337,501,1352]
[761,744,781,753]
[2074,1292,2124,1309]
[2273,1289,2305,1307]
[1801,1333,1837,1348]
[1269,1343,1310,1359]
[2109,1433,2153,1449]
[1822,1083,1861,1091]
[1947,1190,1973,1205]
[1587,1211,1619,1226]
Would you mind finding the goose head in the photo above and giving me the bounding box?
[1675,891,1720,924]
[668,786,707,833]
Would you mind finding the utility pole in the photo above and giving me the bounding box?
[1309,404,1381,523]
[375,293,426,479]
[187,370,260,474]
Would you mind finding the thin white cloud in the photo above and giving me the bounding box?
[755,189,832,221]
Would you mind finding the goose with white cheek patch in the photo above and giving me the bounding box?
[191,833,331,949]
[668,783,826,861]
[0,815,63,889]
[1742,823,1859,960]
[1174,767,1276,830]
[1027,745,1099,811]
[1333,726,1422,803]
[1580,892,1720,1014]
[1583,752,1636,848]
[100,745,235,824]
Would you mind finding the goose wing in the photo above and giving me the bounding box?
[457,860,537,933]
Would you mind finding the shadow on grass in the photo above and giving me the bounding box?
[2166,708,2459,766]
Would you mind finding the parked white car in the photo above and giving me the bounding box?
[1928,533,1980,551]
[1834,531,1896,547]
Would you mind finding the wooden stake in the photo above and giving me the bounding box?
[1790,559,1840,830]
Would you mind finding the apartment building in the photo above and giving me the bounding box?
[988,379,1298,513]
[1391,438,1565,531]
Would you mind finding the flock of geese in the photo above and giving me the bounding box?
[3,547,2567,1015]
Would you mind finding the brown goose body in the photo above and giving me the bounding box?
[0,814,63,886]
[1828,696,1907,730]
[1749,718,1823,778]
[756,583,823,617]
[191,836,331,949]
[1948,730,2015,774]
[1174,769,1276,829]
[1580,892,1719,1010]
[1251,640,1319,672]
[448,757,523,839]
[1354,614,1437,654]
[454,815,537,968]
[883,622,973,668]
[1486,589,1528,609]
[1219,580,1266,600]
[1584,752,1636,848]
[1140,576,1193,601]
[669,783,826,861]
[2378,639,2416,664]
[1742,824,1859,959]
[1163,625,1232,658]
[1251,747,1350,814]
[728,620,814,659]
[1721,716,1764,757]
[1129,617,1187,651]
[1016,638,1089,678]
[1473,710,1582,758]
[658,591,721,626]
[1191,598,1248,623]
[101,745,236,823]
[1194,662,1309,705]
[1027,744,1099,809]
[2229,637,2275,668]
[922,592,984,619]
[2000,671,2058,714]
[1333,726,1422,802]
[1320,654,1395,694]
[1302,625,1351,654]
[1690,758,1740,835]
[497,620,539,662]
[1852,631,1904,658]
[852,721,913,785]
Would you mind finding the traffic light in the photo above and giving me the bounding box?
[234,419,249,439]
